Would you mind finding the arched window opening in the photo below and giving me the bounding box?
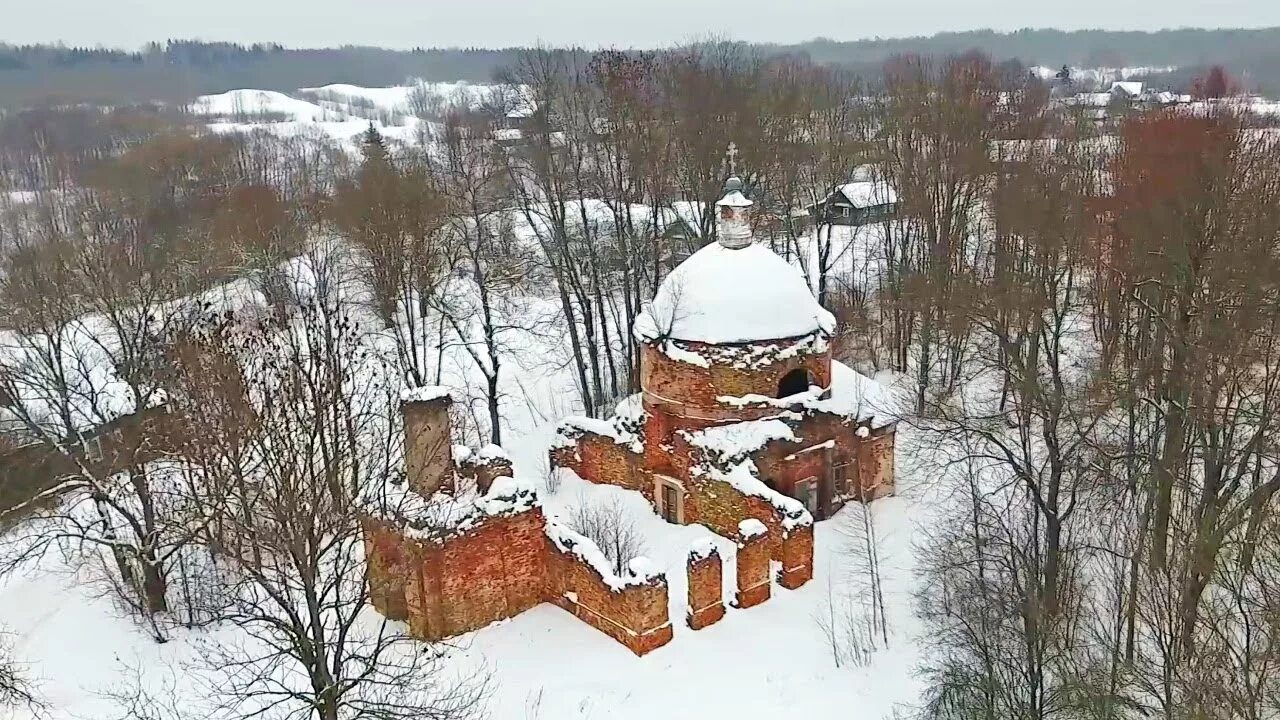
[777,368,813,398]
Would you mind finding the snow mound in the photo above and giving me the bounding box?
[738,518,769,540]
[634,242,836,345]
[192,89,337,122]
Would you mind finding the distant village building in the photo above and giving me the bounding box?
[1109,81,1144,100]
[809,169,899,226]
[1059,80,1194,125]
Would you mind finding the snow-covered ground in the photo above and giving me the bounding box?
[189,81,523,153]
[1029,64,1177,86]
[1,423,938,720]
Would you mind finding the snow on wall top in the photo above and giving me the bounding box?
[658,330,829,371]
[716,190,753,208]
[613,393,645,425]
[553,414,644,454]
[474,443,512,465]
[714,360,904,429]
[689,537,720,561]
[633,242,836,345]
[696,458,813,531]
[681,415,819,528]
[686,417,799,458]
[400,385,452,404]
[371,475,541,540]
[738,518,769,540]
[544,518,663,592]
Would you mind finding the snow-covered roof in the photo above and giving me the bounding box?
[1110,81,1144,96]
[807,361,906,428]
[634,242,836,345]
[716,190,753,208]
[832,180,897,208]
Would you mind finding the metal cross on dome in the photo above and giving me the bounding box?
[726,142,739,176]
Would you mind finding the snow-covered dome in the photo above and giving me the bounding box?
[634,242,836,345]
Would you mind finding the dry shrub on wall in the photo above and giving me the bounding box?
[561,495,647,576]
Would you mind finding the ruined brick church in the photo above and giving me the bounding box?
[361,172,897,656]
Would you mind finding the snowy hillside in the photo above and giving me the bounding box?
[189,81,524,153]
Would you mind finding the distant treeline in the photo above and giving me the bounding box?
[2,27,1279,109]
[0,42,526,109]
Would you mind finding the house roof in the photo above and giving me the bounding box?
[1110,81,1144,96]
[827,180,898,209]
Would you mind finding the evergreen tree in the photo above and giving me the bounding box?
[360,122,390,169]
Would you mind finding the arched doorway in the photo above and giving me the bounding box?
[777,368,813,398]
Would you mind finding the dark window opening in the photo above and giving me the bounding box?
[777,369,813,398]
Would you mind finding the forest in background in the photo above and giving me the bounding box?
[2,26,1280,110]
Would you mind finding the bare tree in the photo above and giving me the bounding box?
[561,495,646,576]
[0,628,41,713]
[165,256,487,720]
[0,133,243,629]
[331,125,448,388]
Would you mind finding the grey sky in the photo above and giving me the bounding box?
[5,0,1279,50]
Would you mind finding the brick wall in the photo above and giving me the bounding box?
[857,429,896,500]
[734,525,771,609]
[458,455,514,494]
[779,524,814,590]
[686,547,725,629]
[644,408,693,479]
[753,437,830,497]
[683,472,787,559]
[546,545,673,656]
[400,507,548,640]
[551,432,653,503]
[377,502,673,656]
[640,342,831,411]
[361,516,410,621]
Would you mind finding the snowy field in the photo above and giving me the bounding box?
[190,81,522,153]
[0,81,949,720]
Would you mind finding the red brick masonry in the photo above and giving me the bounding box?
[734,525,772,609]
[365,503,674,656]
[687,546,726,630]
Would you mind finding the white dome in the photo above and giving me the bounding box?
[634,242,836,345]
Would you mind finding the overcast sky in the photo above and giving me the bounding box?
[5,0,1280,50]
